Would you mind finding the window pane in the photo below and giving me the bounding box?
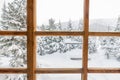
[88,74,120,80]
[37,0,83,31]
[90,0,120,32]
[0,0,27,31]
[36,36,83,68]
[0,74,27,80]
[0,36,27,68]
[88,36,120,68]
[37,74,81,80]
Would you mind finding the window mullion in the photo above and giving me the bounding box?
[82,0,89,80]
[27,0,36,80]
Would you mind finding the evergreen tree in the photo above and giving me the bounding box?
[47,18,56,30]
[78,19,83,31]
[0,0,26,31]
[40,24,45,31]
[0,0,27,67]
[58,20,62,30]
[115,16,120,32]
[100,37,120,59]
[89,37,97,54]
[68,19,72,31]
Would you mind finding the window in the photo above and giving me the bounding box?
[0,0,120,80]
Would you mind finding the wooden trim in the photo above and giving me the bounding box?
[0,68,27,73]
[0,31,27,35]
[27,0,36,80]
[35,31,84,36]
[1,68,120,74]
[82,0,89,80]
[36,68,82,73]
[88,68,120,73]
[89,32,120,36]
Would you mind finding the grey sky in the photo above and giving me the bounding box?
[37,0,84,25]
[90,0,120,19]
[1,0,120,26]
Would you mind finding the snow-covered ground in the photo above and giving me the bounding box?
[37,48,120,68]
[36,48,120,80]
[37,74,120,80]
[37,74,81,80]
[37,49,82,68]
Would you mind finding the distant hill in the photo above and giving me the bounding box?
[90,19,117,32]
[37,18,118,32]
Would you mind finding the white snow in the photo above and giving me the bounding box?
[37,74,81,80]
[36,48,120,80]
[37,49,82,68]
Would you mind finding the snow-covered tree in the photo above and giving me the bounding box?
[40,24,45,31]
[68,19,72,31]
[78,19,83,31]
[100,37,120,59]
[47,18,56,30]
[58,20,62,30]
[115,16,120,32]
[89,37,97,54]
[37,36,64,55]
[0,0,27,67]
[0,0,27,31]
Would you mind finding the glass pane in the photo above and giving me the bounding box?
[37,0,83,31]
[0,0,27,31]
[0,74,27,80]
[88,36,120,68]
[90,0,120,32]
[36,36,83,68]
[37,74,81,80]
[88,74,120,80]
[0,36,27,68]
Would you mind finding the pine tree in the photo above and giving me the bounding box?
[47,18,56,30]
[0,0,27,31]
[58,20,62,30]
[0,0,27,67]
[40,24,45,31]
[115,16,120,32]
[89,37,97,54]
[78,19,83,31]
[68,19,72,31]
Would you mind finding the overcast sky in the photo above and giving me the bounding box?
[37,0,84,25]
[37,0,120,26]
[90,0,120,19]
[1,0,120,26]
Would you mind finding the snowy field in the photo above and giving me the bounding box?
[37,74,120,80]
[37,48,120,68]
[37,49,82,68]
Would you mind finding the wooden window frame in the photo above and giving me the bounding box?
[0,0,120,80]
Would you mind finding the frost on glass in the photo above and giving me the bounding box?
[0,0,27,31]
[37,0,83,31]
[36,36,83,68]
[0,36,27,68]
[88,36,120,68]
[37,74,81,80]
[88,74,120,80]
[0,74,27,80]
[90,0,120,32]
